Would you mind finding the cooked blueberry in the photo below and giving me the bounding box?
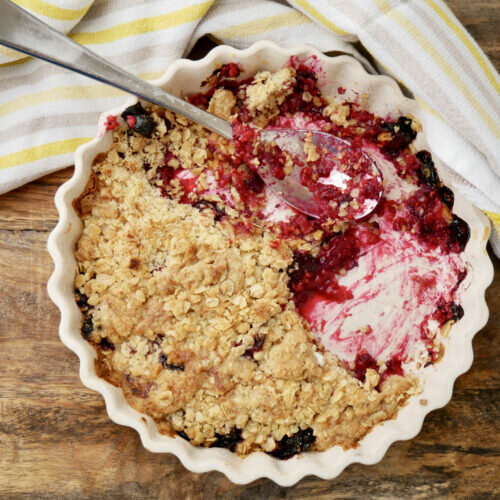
[177,431,190,442]
[75,289,90,312]
[435,299,464,325]
[449,215,470,251]
[121,102,146,118]
[381,117,417,157]
[81,316,94,339]
[448,302,464,322]
[100,337,115,351]
[211,427,242,452]
[416,150,440,188]
[439,185,454,209]
[121,102,156,137]
[133,114,156,137]
[159,353,185,371]
[268,427,315,460]
[193,199,225,222]
[243,334,266,360]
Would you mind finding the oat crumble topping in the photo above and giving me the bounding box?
[74,59,467,458]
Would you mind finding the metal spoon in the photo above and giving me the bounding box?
[0,0,382,220]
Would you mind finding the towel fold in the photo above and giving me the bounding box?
[0,0,499,254]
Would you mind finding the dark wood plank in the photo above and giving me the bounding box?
[0,1,499,498]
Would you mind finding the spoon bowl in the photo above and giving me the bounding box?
[259,129,383,220]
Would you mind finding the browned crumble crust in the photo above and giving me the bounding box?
[74,69,418,457]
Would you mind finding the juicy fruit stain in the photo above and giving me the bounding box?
[154,59,468,380]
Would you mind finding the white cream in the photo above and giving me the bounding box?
[303,221,464,363]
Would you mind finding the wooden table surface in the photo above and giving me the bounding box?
[1,2,499,498]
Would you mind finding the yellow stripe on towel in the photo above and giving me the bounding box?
[213,10,311,39]
[71,2,214,45]
[423,0,500,95]
[0,84,124,119]
[484,210,500,227]
[13,0,91,22]
[0,137,92,169]
[292,0,349,36]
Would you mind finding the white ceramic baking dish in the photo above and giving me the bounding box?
[47,41,493,486]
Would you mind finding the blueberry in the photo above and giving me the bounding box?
[416,150,440,188]
[177,431,190,442]
[159,353,185,371]
[210,427,242,452]
[447,302,464,322]
[449,215,470,251]
[435,299,464,324]
[193,199,226,222]
[268,428,315,459]
[121,102,144,121]
[81,316,94,339]
[381,117,417,157]
[439,185,454,209]
[100,337,115,351]
[75,289,89,311]
[121,102,156,138]
[133,114,156,137]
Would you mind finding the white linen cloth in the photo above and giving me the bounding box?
[0,0,499,253]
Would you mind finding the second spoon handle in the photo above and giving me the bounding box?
[0,0,233,139]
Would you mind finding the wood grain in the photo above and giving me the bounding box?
[1,2,499,498]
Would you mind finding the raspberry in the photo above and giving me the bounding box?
[353,350,378,382]
[104,115,120,131]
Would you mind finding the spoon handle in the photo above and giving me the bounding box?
[0,0,233,139]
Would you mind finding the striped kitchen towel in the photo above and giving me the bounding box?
[0,0,499,254]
